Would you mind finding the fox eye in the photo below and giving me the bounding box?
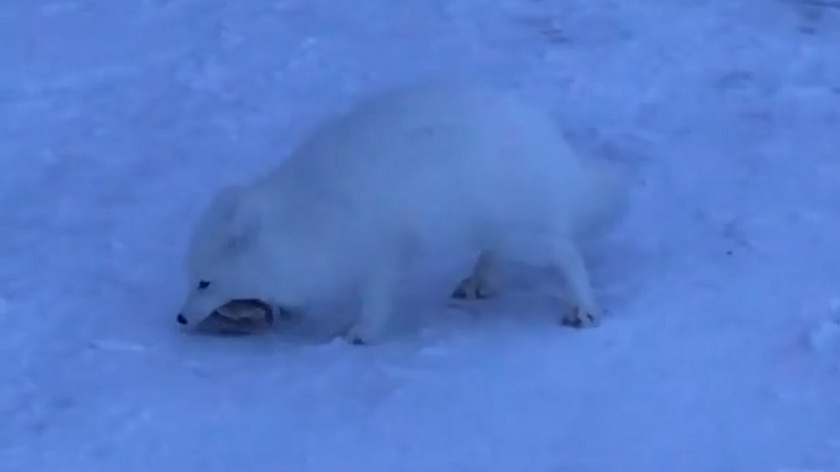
[197,280,211,289]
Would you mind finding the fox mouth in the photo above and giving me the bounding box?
[196,299,276,335]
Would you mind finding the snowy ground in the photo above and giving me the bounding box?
[3,0,840,470]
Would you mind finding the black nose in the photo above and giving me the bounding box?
[176,313,188,325]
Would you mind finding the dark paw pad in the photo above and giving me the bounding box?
[561,317,583,328]
[451,286,470,299]
[451,280,493,300]
[561,312,598,329]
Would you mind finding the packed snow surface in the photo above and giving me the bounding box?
[2,0,840,470]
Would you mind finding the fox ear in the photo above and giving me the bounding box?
[207,185,262,252]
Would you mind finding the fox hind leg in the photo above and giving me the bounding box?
[451,250,500,300]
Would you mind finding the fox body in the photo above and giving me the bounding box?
[176,83,626,344]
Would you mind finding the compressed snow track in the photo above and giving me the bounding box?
[2,0,840,470]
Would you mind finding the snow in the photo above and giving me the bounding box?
[2,0,840,470]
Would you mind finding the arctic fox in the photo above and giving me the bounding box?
[176,83,626,344]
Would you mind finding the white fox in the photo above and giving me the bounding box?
[176,83,627,344]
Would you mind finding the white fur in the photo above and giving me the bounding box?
[177,83,627,344]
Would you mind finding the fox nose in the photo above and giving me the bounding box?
[176,313,188,325]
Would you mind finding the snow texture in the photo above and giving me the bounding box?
[2,0,840,470]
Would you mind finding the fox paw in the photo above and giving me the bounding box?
[451,277,496,300]
[343,325,377,346]
[561,305,601,328]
